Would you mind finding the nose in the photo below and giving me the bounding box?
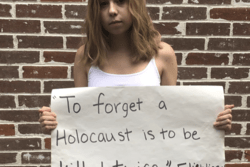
[109,2,118,16]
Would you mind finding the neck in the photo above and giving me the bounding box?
[108,33,131,53]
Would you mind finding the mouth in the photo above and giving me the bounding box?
[109,21,122,25]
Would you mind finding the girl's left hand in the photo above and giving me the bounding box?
[213,104,234,131]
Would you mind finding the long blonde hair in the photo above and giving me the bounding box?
[82,0,161,66]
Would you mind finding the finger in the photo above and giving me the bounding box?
[216,114,232,122]
[39,106,51,113]
[39,115,57,123]
[42,125,58,131]
[40,121,58,127]
[214,119,231,127]
[218,109,232,117]
[41,111,56,117]
[225,104,234,110]
[214,124,231,131]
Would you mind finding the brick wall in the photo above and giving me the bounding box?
[0,0,249,166]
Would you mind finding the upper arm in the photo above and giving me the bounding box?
[156,42,177,86]
[74,45,90,87]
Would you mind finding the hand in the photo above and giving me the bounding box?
[38,106,58,132]
[213,104,234,131]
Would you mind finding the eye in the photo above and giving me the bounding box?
[117,0,126,4]
[100,1,109,7]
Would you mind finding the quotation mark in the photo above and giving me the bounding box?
[53,96,56,99]
[166,161,171,167]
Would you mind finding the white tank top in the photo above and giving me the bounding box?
[88,58,161,87]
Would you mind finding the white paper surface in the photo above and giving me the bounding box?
[51,86,225,167]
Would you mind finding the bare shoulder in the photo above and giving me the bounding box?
[155,42,177,85]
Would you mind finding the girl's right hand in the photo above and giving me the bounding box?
[38,106,58,132]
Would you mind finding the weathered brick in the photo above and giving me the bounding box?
[228,82,250,94]
[211,68,249,79]
[71,66,74,78]
[0,138,41,150]
[175,53,182,65]
[44,81,74,93]
[0,66,18,78]
[0,4,11,17]
[232,54,250,66]
[0,36,13,48]
[41,0,81,1]
[66,37,83,49]
[147,0,183,4]
[23,66,68,79]
[234,23,250,35]
[1,0,37,1]
[44,138,51,149]
[211,8,250,21]
[44,21,83,34]
[22,152,50,164]
[0,19,40,33]
[225,164,250,167]
[208,38,250,51]
[18,124,42,134]
[0,51,39,64]
[18,95,50,108]
[247,123,250,135]
[44,51,75,63]
[147,7,160,20]
[162,38,205,50]
[154,22,182,35]
[245,150,250,161]
[225,150,243,162]
[17,36,63,49]
[182,81,226,91]
[225,137,250,148]
[0,96,15,108]
[186,23,230,36]
[186,53,229,65]
[65,5,87,19]
[248,97,250,108]
[231,110,250,121]
[162,7,206,20]
[16,4,62,18]
[225,123,242,135]
[0,81,40,93]
[0,153,17,164]
[0,110,39,122]
[178,67,207,79]
[224,96,242,107]
[188,0,231,4]
[0,125,15,136]
[242,0,250,2]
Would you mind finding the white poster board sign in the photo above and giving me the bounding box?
[51,86,225,167]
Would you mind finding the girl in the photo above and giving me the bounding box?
[39,0,233,132]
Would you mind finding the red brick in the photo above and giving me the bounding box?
[44,51,75,63]
[0,125,15,136]
[225,150,243,162]
[247,123,250,135]
[211,8,250,21]
[0,81,40,93]
[18,124,42,134]
[66,37,83,49]
[162,38,205,50]
[162,7,206,20]
[225,124,242,135]
[0,110,39,122]
[23,66,67,79]
[178,67,207,79]
[186,23,230,36]
[188,0,231,4]
[234,23,250,35]
[147,7,160,20]
[182,81,226,91]
[44,81,74,93]
[225,165,250,167]
[44,138,51,149]
[231,110,250,121]
[0,66,18,78]
[44,21,83,34]
[0,4,11,17]
[17,36,63,49]
[208,38,250,51]
[233,54,250,66]
[186,53,229,65]
[147,0,183,4]
[228,82,250,94]
[16,4,62,18]
[0,51,39,64]
[225,137,250,148]
[0,19,40,33]
[0,96,15,108]
[225,96,242,107]
[0,153,17,164]
[245,150,250,161]
[0,36,13,48]
[211,68,249,79]
[154,22,182,35]
[0,138,41,150]
[21,152,50,164]
[18,95,50,108]
[65,5,87,19]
